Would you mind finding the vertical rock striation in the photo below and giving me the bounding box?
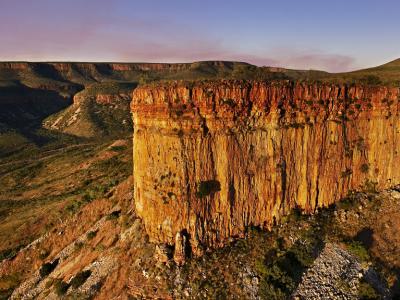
[131,80,400,252]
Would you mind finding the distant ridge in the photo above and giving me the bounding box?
[380,58,400,67]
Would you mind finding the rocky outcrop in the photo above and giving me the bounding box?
[73,92,130,106]
[43,89,132,138]
[131,80,400,252]
[293,243,390,299]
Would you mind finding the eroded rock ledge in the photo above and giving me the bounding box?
[131,80,400,255]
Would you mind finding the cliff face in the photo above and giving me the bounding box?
[131,80,400,252]
[0,61,250,85]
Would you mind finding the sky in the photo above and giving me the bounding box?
[0,0,399,72]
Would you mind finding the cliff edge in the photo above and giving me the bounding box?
[131,80,400,255]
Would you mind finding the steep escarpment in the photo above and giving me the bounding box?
[131,80,400,253]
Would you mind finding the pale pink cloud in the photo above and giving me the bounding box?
[274,53,356,72]
[0,12,356,72]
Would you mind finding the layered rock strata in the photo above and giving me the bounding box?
[131,80,400,252]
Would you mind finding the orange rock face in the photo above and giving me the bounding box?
[74,93,129,105]
[0,62,30,70]
[131,80,400,252]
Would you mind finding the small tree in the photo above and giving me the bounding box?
[70,270,92,289]
[54,279,70,296]
[39,259,59,278]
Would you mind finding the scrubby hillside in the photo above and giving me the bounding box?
[1,168,399,299]
[327,58,400,85]
[43,82,136,138]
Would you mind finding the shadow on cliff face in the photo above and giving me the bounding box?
[195,180,221,198]
[181,229,193,259]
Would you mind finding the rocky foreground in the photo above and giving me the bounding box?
[293,243,389,300]
[2,177,399,299]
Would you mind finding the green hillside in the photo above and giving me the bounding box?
[325,58,400,85]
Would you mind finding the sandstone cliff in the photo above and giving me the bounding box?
[131,80,400,253]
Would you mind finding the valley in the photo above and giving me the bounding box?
[0,60,399,299]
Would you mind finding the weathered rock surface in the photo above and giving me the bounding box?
[131,80,400,251]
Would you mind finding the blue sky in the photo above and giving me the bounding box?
[0,0,399,72]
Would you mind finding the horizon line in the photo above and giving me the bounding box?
[0,57,397,74]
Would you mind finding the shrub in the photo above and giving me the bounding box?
[45,278,54,289]
[256,237,319,299]
[0,247,19,261]
[257,251,305,298]
[82,192,95,203]
[362,180,378,194]
[360,163,370,173]
[358,280,379,300]
[337,196,355,210]
[348,109,355,116]
[305,100,313,105]
[110,145,126,152]
[86,230,98,240]
[74,242,84,251]
[70,270,91,289]
[177,129,184,138]
[174,109,184,117]
[66,200,82,214]
[341,168,353,178]
[288,122,305,129]
[54,279,70,296]
[360,75,382,85]
[196,180,221,198]
[39,259,59,278]
[222,99,235,107]
[39,249,50,260]
[346,241,370,262]
[95,244,105,252]
[290,206,304,221]
[0,273,21,299]
[106,210,121,220]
